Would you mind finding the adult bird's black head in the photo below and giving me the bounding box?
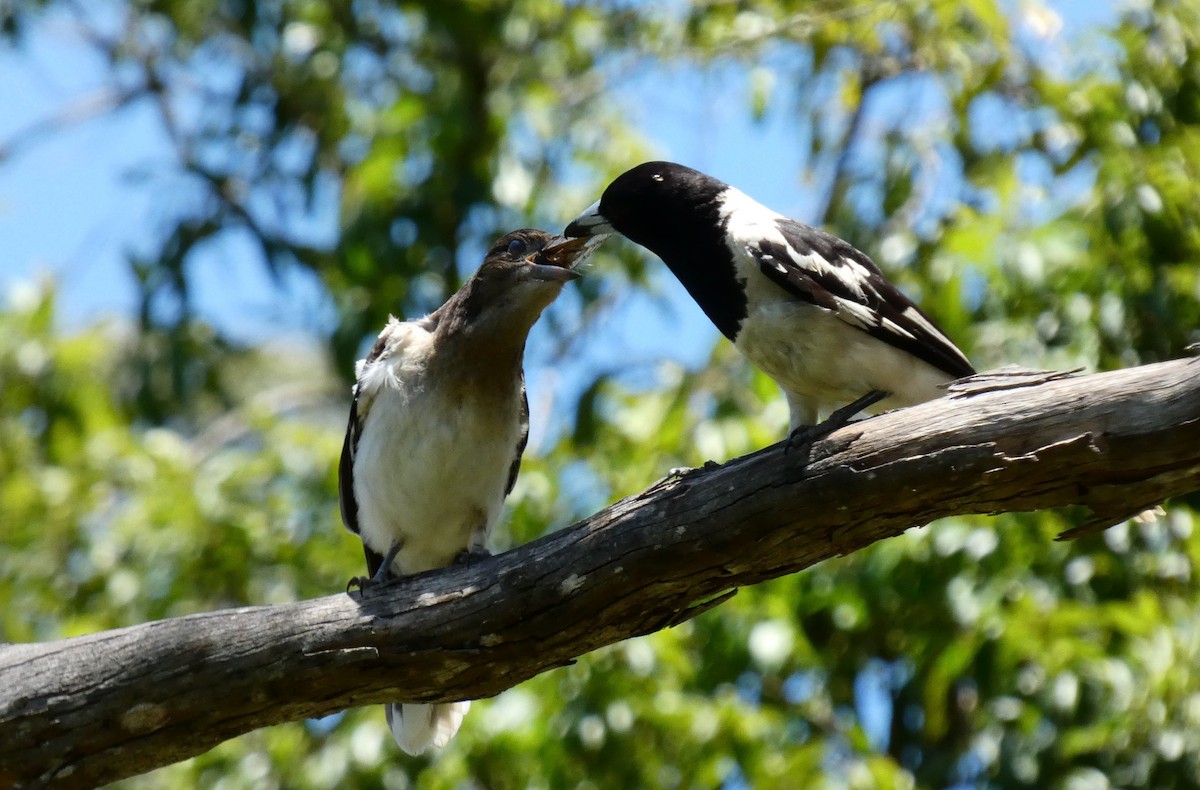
[564,161,749,340]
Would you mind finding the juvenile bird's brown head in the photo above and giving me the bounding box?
[440,229,595,344]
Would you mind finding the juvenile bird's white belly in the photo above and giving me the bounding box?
[735,300,954,427]
[353,359,520,575]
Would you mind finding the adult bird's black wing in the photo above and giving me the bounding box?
[750,218,975,378]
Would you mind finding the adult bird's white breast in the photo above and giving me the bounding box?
[733,301,957,429]
[714,184,962,427]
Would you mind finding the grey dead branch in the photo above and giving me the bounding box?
[2,358,1198,788]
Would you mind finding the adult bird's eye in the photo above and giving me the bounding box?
[506,238,528,257]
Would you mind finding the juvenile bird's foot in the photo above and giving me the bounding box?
[347,540,403,593]
[785,390,889,455]
[452,547,492,567]
[346,575,374,593]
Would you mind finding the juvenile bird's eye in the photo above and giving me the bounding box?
[506,238,528,257]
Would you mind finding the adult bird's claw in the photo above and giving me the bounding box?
[785,390,889,455]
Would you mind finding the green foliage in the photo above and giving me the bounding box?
[0,284,353,637]
[4,0,1200,788]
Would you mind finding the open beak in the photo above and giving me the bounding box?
[526,234,607,282]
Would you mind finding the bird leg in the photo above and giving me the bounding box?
[347,540,403,592]
[785,390,889,455]
[451,526,492,567]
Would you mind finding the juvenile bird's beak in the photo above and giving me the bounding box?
[564,199,614,238]
[525,234,605,282]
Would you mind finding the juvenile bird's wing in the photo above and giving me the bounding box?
[338,392,387,579]
[338,396,363,536]
[749,218,975,378]
[338,329,391,538]
[504,380,530,498]
[338,318,433,577]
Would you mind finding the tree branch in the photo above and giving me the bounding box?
[3,358,1199,788]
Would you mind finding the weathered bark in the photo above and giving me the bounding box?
[2,358,1199,788]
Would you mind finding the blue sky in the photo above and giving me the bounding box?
[0,14,803,341]
[0,2,1121,403]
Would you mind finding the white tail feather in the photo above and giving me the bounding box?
[386,701,471,755]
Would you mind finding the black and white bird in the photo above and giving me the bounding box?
[564,161,975,438]
[338,229,591,755]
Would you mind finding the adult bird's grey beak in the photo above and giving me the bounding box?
[563,199,614,237]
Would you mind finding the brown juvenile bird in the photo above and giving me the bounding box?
[338,229,594,754]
